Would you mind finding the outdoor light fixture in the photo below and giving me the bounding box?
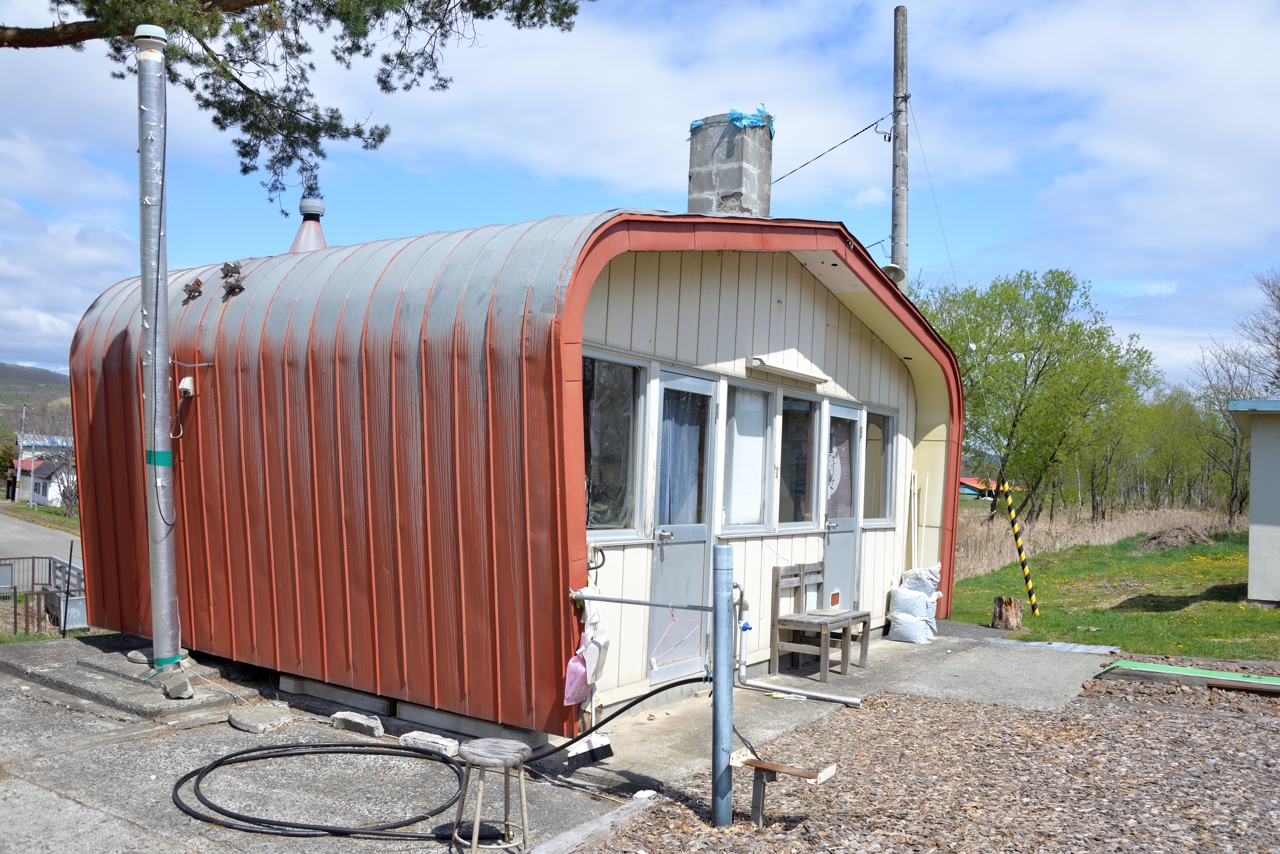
[880,263,906,285]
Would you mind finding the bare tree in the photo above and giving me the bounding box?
[20,401,77,517]
[1237,268,1280,393]
[1188,339,1262,528]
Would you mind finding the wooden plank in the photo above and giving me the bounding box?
[734,253,757,376]
[676,251,702,365]
[697,251,722,367]
[582,266,609,344]
[605,252,637,351]
[739,758,819,781]
[630,252,661,356]
[768,253,787,356]
[715,252,740,371]
[654,251,681,360]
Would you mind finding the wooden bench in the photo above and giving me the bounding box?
[731,748,837,827]
[770,562,871,682]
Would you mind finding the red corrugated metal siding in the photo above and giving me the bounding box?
[68,210,964,737]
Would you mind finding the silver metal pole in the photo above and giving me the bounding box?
[136,24,181,672]
[890,5,909,285]
[711,544,734,827]
[17,404,26,505]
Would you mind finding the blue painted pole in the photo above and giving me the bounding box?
[711,544,734,826]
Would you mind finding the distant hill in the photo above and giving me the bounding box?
[0,363,72,444]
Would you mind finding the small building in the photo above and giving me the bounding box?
[1228,399,1278,605]
[7,458,64,506]
[70,113,963,737]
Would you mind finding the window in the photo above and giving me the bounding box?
[863,412,891,520]
[826,414,856,520]
[583,357,638,529]
[657,388,709,525]
[779,398,818,524]
[723,386,770,526]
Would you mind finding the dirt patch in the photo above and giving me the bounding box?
[1141,525,1213,551]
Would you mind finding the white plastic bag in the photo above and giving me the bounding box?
[901,563,941,595]
[887,585,933,644]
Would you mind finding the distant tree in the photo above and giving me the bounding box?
[1188,339,1262,528]
[21,401,77,517]
[1236,268,1280,393]
[916,270,1158,523]
[1,1,587,204]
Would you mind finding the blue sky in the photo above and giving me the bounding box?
[2,0,1279,384]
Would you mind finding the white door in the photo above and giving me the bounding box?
[824,404,860,609]
[648,372,716,682]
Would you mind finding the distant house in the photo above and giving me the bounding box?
[7,458,67,506]
[959,477,997,499]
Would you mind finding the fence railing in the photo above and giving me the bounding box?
[0,555,88,635]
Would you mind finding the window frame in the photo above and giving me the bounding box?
[860,406,896,527]
[775,390,824,533]
[582,348,649,543]
[719,379,776,536]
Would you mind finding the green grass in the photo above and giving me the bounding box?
[0,502,79,536]
[951,532,1280,660]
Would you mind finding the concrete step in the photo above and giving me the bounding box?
[0,636,257,719]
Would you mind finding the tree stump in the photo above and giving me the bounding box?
[992,596,1023,630]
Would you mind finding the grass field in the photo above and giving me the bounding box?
[0,502,79,535]
[950,532,1280,660]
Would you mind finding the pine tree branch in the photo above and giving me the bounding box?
[1,0,264,49]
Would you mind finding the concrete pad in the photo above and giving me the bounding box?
[228,703,292,734]
[885,643,1107,710]
[0,676,159,763]
[0,777,195,853]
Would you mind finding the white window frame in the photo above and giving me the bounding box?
[861,406,896,528]
[583,348,650,544]
[776,390,824,533]
[717,379,776,537]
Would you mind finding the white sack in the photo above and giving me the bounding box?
[887,585,933,644]
[901,563,941,595]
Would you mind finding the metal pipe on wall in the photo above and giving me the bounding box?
[711,544,734,827]
[135,24,182,672]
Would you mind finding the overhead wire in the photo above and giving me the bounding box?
[772,112,893,185]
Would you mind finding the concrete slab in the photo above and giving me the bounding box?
[0,661,617,853]
[0,510,80,560]
[885,643,1108,710]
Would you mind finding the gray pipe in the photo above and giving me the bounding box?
[711,544,734,827]
[136,25,182,673]
[733,584,861,707]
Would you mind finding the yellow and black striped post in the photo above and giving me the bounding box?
[999,479,1040,616]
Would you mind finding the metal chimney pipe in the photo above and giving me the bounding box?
[135,24,182,673]
[889,6,909,286]
[288,197,327,253]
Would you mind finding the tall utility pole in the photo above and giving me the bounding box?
[17,404,26,505]
[135,25,182,673]
[890,5,909,288]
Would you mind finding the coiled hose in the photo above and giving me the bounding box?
[173,676,706,839]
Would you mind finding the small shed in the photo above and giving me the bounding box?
[70,115,963,736]
[1229,399,1279,604]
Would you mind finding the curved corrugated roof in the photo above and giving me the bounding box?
[71,211,619,735]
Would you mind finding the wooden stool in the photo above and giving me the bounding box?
[452,738,533,851]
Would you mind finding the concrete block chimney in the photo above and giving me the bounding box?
[688,113,773,217]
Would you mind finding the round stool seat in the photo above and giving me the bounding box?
[459,738,533,769]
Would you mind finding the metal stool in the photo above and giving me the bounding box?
[451,737,533,851]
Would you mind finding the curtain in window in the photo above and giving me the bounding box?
[658,389,708,526]
[724,387,768,525]
[828,416,855,519]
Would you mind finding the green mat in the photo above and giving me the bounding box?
[1097,659,1280,688]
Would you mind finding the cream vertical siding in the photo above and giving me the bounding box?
[583,251,922,707]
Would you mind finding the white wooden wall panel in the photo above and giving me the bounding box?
[584,251,922,702]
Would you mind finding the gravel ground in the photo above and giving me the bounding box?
[601,693,1280,853]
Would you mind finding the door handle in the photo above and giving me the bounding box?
[657,530,675,542]
[825,521,839,531]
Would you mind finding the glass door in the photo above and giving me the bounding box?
[648,372,716,682]
[824,404,861,609]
